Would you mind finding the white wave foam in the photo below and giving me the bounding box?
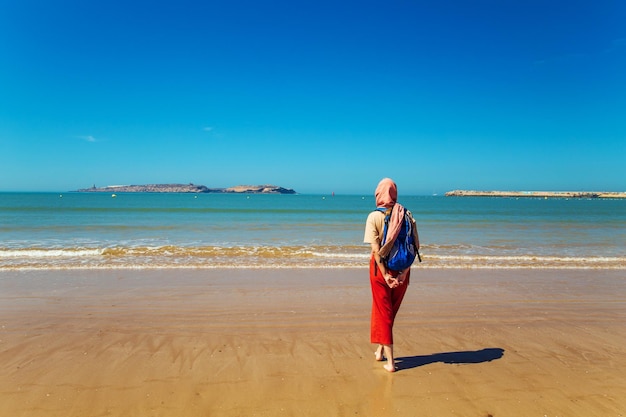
[1,247,623,270]
[310,251,369,259]
[0,248,104,258]
[429,254,625,263]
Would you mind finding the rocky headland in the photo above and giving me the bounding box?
[445,190,626,199]
[77,184,296,194]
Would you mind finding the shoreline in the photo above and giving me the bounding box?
[1,268,625,416]
[445,190,626,198]
[3,263,626,271]
[3,248,625,270]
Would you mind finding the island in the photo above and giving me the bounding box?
[445,190,626,199]
[76,184,297,194]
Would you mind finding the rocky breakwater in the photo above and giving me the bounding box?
[77,184,296,194]
[445,190,626,199]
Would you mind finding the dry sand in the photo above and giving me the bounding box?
[1,268,624,417]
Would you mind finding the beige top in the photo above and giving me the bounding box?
[363,210,386,245]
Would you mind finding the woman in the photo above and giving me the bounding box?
[363,178,419,372]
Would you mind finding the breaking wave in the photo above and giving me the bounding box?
[1,245,624,270]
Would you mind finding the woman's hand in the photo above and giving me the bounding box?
[385,273,399,288]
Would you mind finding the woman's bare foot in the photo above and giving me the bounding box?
[381,345,395,371]
[383,363,396,372]
[374,346,384,361]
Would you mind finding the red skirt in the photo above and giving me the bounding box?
[369,255,409,345]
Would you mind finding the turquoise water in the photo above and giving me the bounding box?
[1,192,624,270]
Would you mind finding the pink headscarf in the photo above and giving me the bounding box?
[375,178,406,257]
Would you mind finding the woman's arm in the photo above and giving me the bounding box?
[370,241,400,288]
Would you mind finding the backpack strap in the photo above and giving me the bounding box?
[375,207,392,246]
[404,210,422,263]
[376,207,393,247]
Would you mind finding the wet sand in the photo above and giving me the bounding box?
[1,268,625,416]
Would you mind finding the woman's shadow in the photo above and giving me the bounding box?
[395,348,505,371]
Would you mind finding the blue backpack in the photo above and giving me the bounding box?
[377,207,420,270]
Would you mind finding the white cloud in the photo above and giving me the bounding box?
[77,135,98,142]
[203,127,214,132]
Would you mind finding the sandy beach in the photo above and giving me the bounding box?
[1,268,624,417]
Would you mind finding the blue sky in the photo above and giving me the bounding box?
[1,0,624,195]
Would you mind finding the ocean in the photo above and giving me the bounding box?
[1,192,624,270]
